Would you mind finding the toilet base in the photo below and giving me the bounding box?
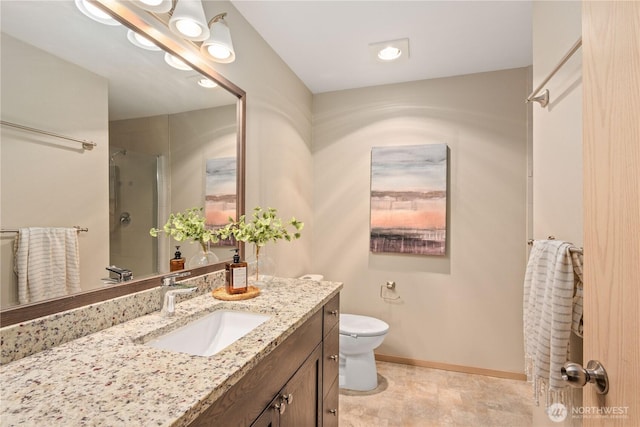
[339,350,378,391]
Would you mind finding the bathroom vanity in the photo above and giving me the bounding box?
[0,276,341,426]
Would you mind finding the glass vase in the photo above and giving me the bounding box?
[187,241,219,268]
[246,245,275,286]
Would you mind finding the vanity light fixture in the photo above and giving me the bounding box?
[131,0,173,14]
[369,38,410,63]
[200,13,236,63]
[164,52,192,71]
[74,0,121,26]
[168,0,210,42]
[127,29,161,51]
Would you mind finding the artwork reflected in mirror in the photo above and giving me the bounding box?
[0,1,242,311]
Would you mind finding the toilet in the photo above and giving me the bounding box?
[339,313,389,391]
[299,274,390,392]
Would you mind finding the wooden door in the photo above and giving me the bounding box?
[582,1,640,426]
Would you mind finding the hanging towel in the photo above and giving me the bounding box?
[570,251,584,337]
[14,227,81,304]
[523,239,575,409]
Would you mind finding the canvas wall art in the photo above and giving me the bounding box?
[205,157,236,246]
[370,144,448,255]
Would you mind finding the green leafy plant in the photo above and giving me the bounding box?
[217,207,303,279]
[150,207,219,252]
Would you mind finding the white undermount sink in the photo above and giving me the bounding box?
[145,310,271,357]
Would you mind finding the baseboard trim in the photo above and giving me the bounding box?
[374,353,527,381]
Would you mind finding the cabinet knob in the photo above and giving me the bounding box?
[273,402,286,415]
[283,393,293,404]
[329,354,339,361]
[328,309,339,316]
[329,409,338,416]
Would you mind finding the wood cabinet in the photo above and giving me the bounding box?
[252,345,322,427]
[190,293,340,427]
[321,294,340,426]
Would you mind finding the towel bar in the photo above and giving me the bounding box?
[1,226,88,233]
[527,236,583,254]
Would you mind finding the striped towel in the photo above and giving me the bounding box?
[523,239,575,408]
[570,251,584,337]
[14,227,81,304]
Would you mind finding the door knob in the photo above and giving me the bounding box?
[561,360,609,394]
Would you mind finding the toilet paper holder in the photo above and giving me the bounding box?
[380,281,400,301]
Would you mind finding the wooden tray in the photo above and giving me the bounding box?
[212,286,261,301]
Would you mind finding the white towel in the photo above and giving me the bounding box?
[570,251,584,337]
[14,227,81,304]
[523,240,575,409]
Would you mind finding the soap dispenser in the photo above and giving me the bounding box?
[170,246,185,272]
[225,248,248,294]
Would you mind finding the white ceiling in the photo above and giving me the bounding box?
[231,0,533,94]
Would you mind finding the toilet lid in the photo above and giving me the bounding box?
[340,313,389,337]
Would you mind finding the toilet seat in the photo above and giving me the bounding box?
[340,313,389,338]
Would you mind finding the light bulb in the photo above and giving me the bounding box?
[207,44,232,60]
[378,46,402,61]
[175,19,203,38]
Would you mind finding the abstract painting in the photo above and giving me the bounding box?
[205,157,236,246]
[370,144,447,255]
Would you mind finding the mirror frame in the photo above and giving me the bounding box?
[0,0,246,327]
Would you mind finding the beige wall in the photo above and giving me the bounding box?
[532,1,583,245]
[169,105,238,266]
[532,2,583,426]
[108,117,167,277]
[202,1,314,278]
[312,68,530,374]
[0,34,110,307]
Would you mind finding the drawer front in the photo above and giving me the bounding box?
[323,294,340,336]
[323,323,339,397]
[322,378,339,427]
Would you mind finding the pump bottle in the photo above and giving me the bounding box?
[225,248,248,294]
[170,246,185,271]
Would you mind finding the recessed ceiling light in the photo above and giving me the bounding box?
[369,38,410,63]
[197,77,218,89]
[378,46,402,61]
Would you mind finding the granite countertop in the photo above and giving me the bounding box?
[0,278,342,426]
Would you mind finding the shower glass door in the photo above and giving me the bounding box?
[109,147,158,279]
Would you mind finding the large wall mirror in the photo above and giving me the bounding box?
[0,0,245,325]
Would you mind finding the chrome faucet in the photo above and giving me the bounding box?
[161,271,196,317]
[105,265,133,283]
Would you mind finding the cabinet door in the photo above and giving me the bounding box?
[280,344,322,427]
[251,396,280,427]
[322,379,339,427]
[322,324,339,399]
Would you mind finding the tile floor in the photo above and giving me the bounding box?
[339,361,533,427]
